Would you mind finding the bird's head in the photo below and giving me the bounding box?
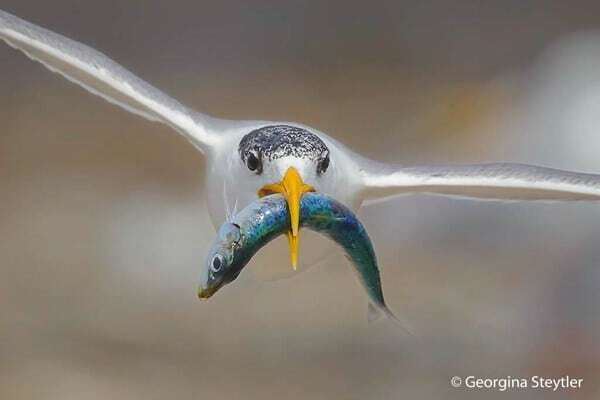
[237,125,331,268]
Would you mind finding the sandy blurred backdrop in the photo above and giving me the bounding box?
[2,1,600,399]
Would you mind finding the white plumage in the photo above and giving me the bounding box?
[4,9,600,272]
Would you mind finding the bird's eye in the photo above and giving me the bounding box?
[246,150,262,174]
[211,254,224,273]
[317,152,330,174]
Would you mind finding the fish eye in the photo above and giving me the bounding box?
[211,254,224,273]
[317,151,330,174]
[246,150,262,174]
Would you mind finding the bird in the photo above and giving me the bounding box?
[4,9,600,270]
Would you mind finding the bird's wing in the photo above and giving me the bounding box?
[0,9,218,153]
[358,161,600,204]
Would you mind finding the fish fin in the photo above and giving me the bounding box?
[367,303,415,336]
[231,198,238,220]
[224,181,233,222]
[224,182,239,223]
[367,303,384,322]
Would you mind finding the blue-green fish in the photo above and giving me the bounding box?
[199,193,404,323]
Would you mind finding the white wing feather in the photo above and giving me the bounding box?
[359,161,600,204]
[0,9,219,153]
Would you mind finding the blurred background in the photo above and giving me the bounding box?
[2,1,600,399]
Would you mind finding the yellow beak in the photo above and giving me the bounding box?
[258,167,314,269]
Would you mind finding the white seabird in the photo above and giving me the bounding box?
[3,9,600,269]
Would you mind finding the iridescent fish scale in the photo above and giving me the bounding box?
[226,193,389,314]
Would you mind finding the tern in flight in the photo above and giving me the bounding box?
[3,9,600,269]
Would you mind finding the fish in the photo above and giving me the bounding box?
[199,193,409,326]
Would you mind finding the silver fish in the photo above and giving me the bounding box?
[199,193,408,325]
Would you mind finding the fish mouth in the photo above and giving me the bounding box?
[197,283,223,299]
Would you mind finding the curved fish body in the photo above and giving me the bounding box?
[199,193,396,320]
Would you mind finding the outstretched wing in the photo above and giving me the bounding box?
[359,161,600,204]
[0,9,218,153]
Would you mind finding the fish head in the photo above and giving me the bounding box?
[198,222,242,299]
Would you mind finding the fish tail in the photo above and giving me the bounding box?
[367,303,384,322]
[368,303,415,336]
